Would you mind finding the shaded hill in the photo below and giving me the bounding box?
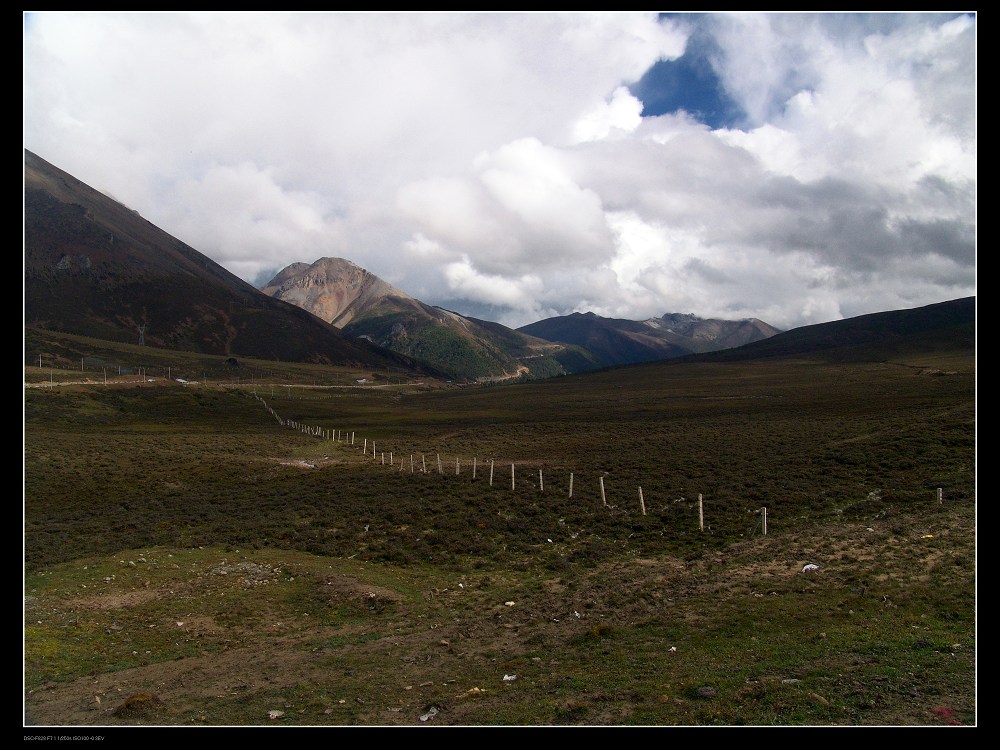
[680,297,976,364]
[261,257,597,381]
[518,311,781,368]
[23,150,436,374]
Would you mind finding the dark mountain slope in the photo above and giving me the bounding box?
[24,149,435,373]
[683,297,975,364]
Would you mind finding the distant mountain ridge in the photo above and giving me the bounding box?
[518,311,782,369]
[23,149,436,374]
[262,258,788,377]
[261,258,595,381]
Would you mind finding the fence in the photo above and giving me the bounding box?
[245,390,780,535]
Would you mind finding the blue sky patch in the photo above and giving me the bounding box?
[629,18,744,129]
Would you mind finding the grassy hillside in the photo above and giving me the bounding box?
[344,310,582,381]
[24,335,975,727]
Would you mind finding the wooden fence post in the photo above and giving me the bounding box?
[511,463,515,491]
[539,469,544,492]
[762,507,767,536]
[639,487,646,515]
[600,476,606,507]
[937,487,943,505]
[490,460,494,486]
[422,455,427,474]
[456,458,460,476]
[569,472,573,498]
[473,457,477,479]
[437,454,443,474]
[699,494,704,532]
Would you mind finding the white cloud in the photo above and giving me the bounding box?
[397,176,504,257]
[24,12,975,332]
[571,86,645,143]
[444,255,545,311]
[712,13,977,191]
[475,138,612,267]
[165,161,343,282]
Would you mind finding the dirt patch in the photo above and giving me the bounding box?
[268,454,358,469]
[209,561,280,585]
[275,458,324,469]
[63,588,163,611]
[320,575,405,614]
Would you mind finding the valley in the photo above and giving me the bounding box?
[23,329,976,727]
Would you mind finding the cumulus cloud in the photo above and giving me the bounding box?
[444,255,545,311]
[165,161,346,282]
[571,86,645,143]
[23,11,975,331]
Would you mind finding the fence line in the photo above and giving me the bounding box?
[244,390,781,534]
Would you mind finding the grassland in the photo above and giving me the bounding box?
[23,332,976,727]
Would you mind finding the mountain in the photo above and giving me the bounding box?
[261,257,598,381]
[23,149,437,373]
[678,296,976,364]
[260,258,411,328]
[518,311,782,369]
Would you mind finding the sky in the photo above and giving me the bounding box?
[23,11,976,331]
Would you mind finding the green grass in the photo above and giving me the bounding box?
[23,340,975,726]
